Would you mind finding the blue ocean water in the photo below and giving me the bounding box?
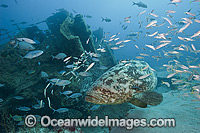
[0,0,200,132]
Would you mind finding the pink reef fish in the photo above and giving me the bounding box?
[185,12,195,16]
[137,10,147,16]
[167,73,177,78]
[162,17,173,25]
[170,0,182,3]
[156,43,170,50]
[178,23,190,33]
[145,44,156,50]
[148,31,158,37]
[165,10,176,14]
[182,18,193,24]
[149,13,159,17]
[194,19,200,23]
[191,31,200,38]
[146,20,157,28]
[139,73,152,79]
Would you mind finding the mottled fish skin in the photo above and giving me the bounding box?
[85,60,157,105]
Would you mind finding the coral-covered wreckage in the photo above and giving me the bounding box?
[0,10,133,132]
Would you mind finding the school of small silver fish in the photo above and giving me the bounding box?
[1,34,107,120]
[101,1,200,110]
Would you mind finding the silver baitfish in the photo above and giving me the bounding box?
[13,96,24,100]
[41,71,49,78]
[89,105,101,111]
[59,91,73,95]
[52,53,67,60]
[68,93,82,98]
[16,106,31,111]
[52,108,69,113]
[23,50,44,59]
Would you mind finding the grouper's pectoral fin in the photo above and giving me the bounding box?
[130,99,147,108]
[130,91,163,108]
[140,91,163,106]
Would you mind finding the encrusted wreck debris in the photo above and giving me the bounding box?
[0,9,120,132]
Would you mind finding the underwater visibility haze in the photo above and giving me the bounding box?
[0,0,200,132]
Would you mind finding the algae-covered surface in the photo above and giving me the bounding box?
[0,10,118,132]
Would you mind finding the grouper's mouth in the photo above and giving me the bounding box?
[85,95,99,103]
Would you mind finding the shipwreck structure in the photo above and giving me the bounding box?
[0,9,118,132]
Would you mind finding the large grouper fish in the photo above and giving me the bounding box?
[85,60,163,108]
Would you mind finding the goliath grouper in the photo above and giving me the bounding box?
[85,60,163,108]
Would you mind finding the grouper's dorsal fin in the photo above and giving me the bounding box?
[130,99,147,108]
[135,91,163,106]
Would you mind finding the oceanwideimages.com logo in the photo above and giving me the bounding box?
[25,115,176,129]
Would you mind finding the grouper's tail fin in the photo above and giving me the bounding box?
[130,91,163,108]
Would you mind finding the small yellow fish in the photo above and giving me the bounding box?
[111,47,120,50]
[165,10,176,14]
[116,41,123,45]
[149,13,159,17]
[109,38,114,42]
[146,20,157,28]
[161,81,170,87]
[141,65,149,71]
[123,40,131,43]
[191,44,196,51]
[162,17,173,25]
[145,44,156,51]
[179,65,189,69]
[139,73,152,79]
[167,73,177,78]
[110,34,117,38]
[85,62,95,72]
[135,56,144,59]
[148,31,158,37]
[140,53,149,56]
[114,38,120,41]
[156,43,170,50]
[168,51,179,54]
[178,23,190,33]
[137,10,146,16]
[189,65,200,68]
[135,45,139,49]
[185,12,195,16]
[119,44,125,48]
[194,19,200,23]
[172,80,183,85]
